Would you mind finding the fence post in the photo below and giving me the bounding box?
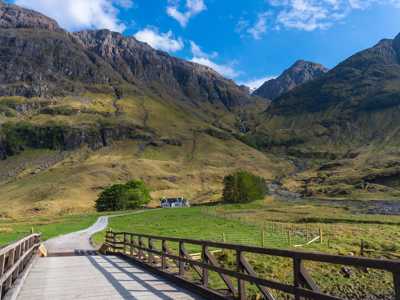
[293,257,301,300]
[261,230,265,248]
[138,236,144,260]
[162,240,167,270]
[222,233,226,243]
[148,238,154,264]
[394,272,400,300]
[287,230,291,246]
[319,228,323,244]
[179,241,185,277]
[0,253,5,299]
[130,234,134,256]
[360,239,365,257]
[112,231,116,253]
[123,233,127,254]
[201,244,209,288]
[237,250,246,300]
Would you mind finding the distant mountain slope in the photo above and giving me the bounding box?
[0,1,251,109]
[253,60,328,100]
[269,36,400,115]
[246,33,400,199]
[0,1,288,217]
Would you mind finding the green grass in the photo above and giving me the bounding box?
[92,203,398,299]
[93,207,288,249]
[0,213,100,246]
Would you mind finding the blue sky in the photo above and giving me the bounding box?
[8,0,400,89]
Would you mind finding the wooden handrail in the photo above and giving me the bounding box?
[105,231,400,300]
[0,234,41,300]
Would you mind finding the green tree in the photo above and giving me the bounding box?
[95,180,151,212]
[223,171,266,203]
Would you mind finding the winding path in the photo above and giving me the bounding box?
[44,216,108,253]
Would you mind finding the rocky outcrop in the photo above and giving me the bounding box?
[0,1,61,31]
[254,60,328,100]
[0,2,251,108]
[73,30,251,108]
[0,122,153,159]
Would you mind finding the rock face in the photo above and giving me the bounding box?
[0,2,250,108]
[73,30,250,108]
[0,1,60,31]
[254,60,328,100]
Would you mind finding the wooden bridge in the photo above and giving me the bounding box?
[1,230,400,300]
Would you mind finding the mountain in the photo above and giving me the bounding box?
[0,2,250,109]
[247,33,400,199]
[253,60,328,100]
[0,2,286,217]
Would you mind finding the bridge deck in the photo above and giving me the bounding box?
[17,255,201,300]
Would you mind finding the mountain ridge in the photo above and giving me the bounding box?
[253,60,328,100]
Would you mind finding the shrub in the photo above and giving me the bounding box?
[223,171,266,204]
[95,180,151,212]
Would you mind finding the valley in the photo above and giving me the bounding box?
[0,1,400,298]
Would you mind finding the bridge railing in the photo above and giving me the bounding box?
[0,234,41,300]
[105,230,400,300]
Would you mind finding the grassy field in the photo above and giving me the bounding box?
[0,213,100,246]
[92,198,400,299]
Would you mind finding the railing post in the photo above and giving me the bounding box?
[123,233,127,254]
[0,253,5,300]
[162,240,168,270]
[148,238,154,264]
[293,257,302,300]
[138,236,144,260]
[112,231,116,253]
[130,234,134,256]
[179,241,185,277]
[201,244,208,288]
[394,272,400,300]
[237,250,246,300]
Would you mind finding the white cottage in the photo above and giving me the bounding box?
[160,197,190,208]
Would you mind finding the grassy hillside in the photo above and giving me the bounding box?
[0,90,290,218]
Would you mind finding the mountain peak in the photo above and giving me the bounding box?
[0,1,61,31]
[253,60,328,100]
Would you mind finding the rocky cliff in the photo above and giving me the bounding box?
[254,60,328,100]
[0,2,250,108]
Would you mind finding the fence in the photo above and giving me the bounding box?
[104,230,400,300]
[0,234,41,300]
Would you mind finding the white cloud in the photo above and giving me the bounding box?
[189,41,239,78]
[237,0,400,38]
[189,41,217,59]
[167,0,206,27]
[15,0,132,32]
[240,76,276,91]
[134,27,183,52]
[247,12,270,40]
[269,0,400,31]
[191,57,240,78]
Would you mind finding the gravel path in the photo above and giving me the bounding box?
[44,216,109,253]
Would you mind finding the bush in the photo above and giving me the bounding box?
[95,180,151,212]
[223,171,266,203]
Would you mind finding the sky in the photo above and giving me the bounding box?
[8,0,400,89]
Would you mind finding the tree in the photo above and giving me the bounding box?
[95,180,151,212]
[223,171,266,203]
